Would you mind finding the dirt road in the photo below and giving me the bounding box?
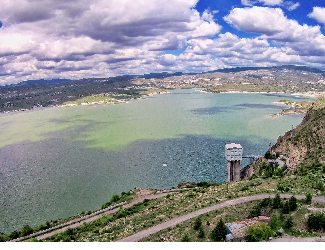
[35,190,171,241]
[12,191,325,242]
[118,194,324,242]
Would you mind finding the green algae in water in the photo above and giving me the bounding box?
[0,89,315,233]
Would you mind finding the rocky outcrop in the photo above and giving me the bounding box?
[240,165,254,179]
[177,182,197,188]
[270,97,325,171]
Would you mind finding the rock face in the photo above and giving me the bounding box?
[241,165,254,179]
[270,97,325,171]
[177,182,196,188]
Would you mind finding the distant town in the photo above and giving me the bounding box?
[1,65,325,113]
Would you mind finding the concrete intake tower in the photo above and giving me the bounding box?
[225,143,243,182]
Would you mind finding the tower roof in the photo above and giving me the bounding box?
[225,143,242,149]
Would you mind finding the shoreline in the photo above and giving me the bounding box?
[0,90,170,116]
[206,89,325,98]
[1,89,319,116]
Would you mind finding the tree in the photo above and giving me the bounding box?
[248,206,261,219]
[289,196,298,211]
[245,222,274,242]
[273,194,282,209]
[305,193,312,204]
[282,201,290,214]
[193,216,202,230]
[265,151,276,160]
[307,213,325,231]
[284,216,294,229]
[270,215,278,231]
[259,197,272,208]
[210,218,227,242]
[9,231,20,240]
[0,236,4,242]
[198,225,205,238]
[110,194,120,203]
[21,225,33,237]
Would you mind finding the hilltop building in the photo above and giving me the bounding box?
[225,143,243,182]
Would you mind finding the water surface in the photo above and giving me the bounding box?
[0,89,314,233]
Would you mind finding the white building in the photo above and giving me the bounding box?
[225,143,243,182]
[225,143,243,161]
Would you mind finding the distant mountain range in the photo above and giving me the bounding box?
[2,65,325,88]
[140,65,325,79]
[0,79,73,89]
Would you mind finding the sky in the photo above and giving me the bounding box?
[1,0,325,85]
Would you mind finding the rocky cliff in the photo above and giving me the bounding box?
[271,97,325,171]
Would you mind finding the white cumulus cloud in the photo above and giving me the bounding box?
[0,0,222,85]
[308,7,325,25]
[241,0,300,11]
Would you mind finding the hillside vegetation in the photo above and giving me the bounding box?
[270,97,325,170]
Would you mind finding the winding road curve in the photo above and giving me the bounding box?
[118,194,325,242]
[11,191,325,242]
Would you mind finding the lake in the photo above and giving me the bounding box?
[0,89,314,233]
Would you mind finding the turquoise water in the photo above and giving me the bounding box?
[0,89,314,233]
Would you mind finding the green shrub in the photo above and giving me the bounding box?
[274,168,284,177]
[305,193,312,204]
[210,219,227,242]
[26,237,38,242]
[181,233,190,242]
[62,235,72,242]
[277,185,285,192]
[20,224,33,237]
[115,207,127,219]
[270,215,278,231]
[298,162,323,176]
[9,230,20,240]
[282,201,290,214]
[198,226,205,238]
[110,194,120,203]
[249,174,258,180]
[315,182,325,191]
[289,196,298,211]
[285,216,294,229]
[265,151,276,160]
[197,182,211,188]
[193,216,202,231]
[248,205,261,218]
[307,213,325,231]
[101,202,111,209]
[187,192,195,198]
[64,228,74,236]
[245,222,274,242]
[273,194,282,209]
[259,197,272,208]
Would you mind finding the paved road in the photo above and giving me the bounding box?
[118,194,324,242]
